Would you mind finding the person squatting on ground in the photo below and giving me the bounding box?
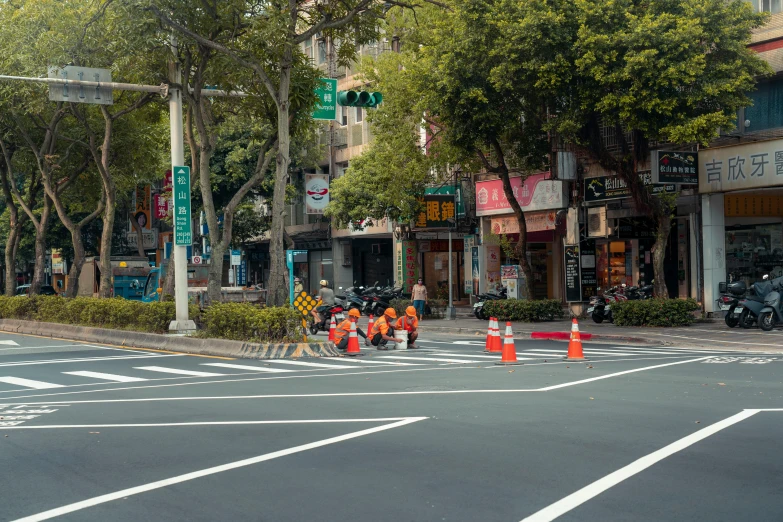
[411,278,427,321]
[395,306,419,349]
[333,308,368,350]
[370,307,404,350]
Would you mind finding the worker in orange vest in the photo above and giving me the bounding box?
[370,307,404,350]
[333,308,368,350]
[395,306,420,349]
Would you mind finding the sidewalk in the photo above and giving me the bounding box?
[410,317,783,350]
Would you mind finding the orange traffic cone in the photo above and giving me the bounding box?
[495,322,521,365]
[484,317,495,353]
[345,321,364,356]
[328,315,337,342]
[490,319,502,353]
[367,314,375,335]
[565,317,586,361]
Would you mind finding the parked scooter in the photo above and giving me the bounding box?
[758,276,783,331]
[716,277,746,328]
[473,288,507,320]
[731,275,774,329]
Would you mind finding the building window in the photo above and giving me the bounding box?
[341,106,347,126]
[748,0,783,12]
[304,38,313,61]
[744,76,783,132]
[355,106,363,123]
[317,39,327,64]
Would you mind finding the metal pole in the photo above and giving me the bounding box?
[168,35,195,333]
[445,229,456,320]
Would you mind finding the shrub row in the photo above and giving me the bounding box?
[611,298,700,327]
[0,296,301,341]
[483,299,564,322]
[199,303,303,343]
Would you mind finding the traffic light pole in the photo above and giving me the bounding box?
[168,35,196,333]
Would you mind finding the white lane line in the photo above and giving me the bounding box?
[0,377,64,390]
[62,371,148,383]
[522,348,637,356]
[335,359,420,366]
[11,417,427,522]
[0,354,179,368]
[134,366,225,377]
[0,356,705,403]
[422,352,501,359]
[638,333,783,347]
[613,346,721,354]
[202,363,294,373]
[0,340,19,346]
[377,355,490,363]
[538,357,714,391]
[0,417,423,429]
[264,360,355,369]
[520,409,758,521]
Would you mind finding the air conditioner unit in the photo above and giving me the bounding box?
[371,244,382,255]
[587,206,607,237]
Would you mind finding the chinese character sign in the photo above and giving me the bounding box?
[132,185,151,230]
[414,194,456,229]
[700,138,783,193]
[652,151,698,184]
[397,240,418,291]
[153,194,170,219]
[312,78,338,120]
[173,166,192,246]
[475,173,567,216]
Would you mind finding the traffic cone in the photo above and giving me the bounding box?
[495,322,521,365]
[345,321,364,356]
[565,317,586,361]
[367,314,375,335]
[484,317,495,353]
[328,315,337,342]
[490,319,502,353]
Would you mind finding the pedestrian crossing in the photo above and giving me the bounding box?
[0,343,745,392]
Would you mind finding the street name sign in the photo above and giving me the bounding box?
[312,78,338,120]
[173,166,192,246]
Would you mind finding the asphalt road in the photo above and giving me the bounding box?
[0,331,781,521]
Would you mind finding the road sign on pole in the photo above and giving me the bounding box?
[312,78,338,120]
[173,166,192,246]
[47,66,113,105]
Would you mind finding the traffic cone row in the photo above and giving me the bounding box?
[565,317,585,361]
[484,318,502,353]
[328,315,337,342]
[495,322,521,366]
[345,321,363,356]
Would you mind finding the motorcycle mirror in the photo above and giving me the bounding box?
[764,274,770,280]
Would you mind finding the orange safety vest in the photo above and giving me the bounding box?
[334,319,352,341]
[371,316,390,337]
[396,315,418,332]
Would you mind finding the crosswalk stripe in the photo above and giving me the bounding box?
[601,347,689,355]
[520,349,636,356]
[0,376,64,389]
[335,359,420,366]
[63,371,147,383]
[0,340,19,346]
[134,366,225,377]
[424,352,501,359]
[202,363,294,373]
[377,356,484,364]
[264,360,356,369]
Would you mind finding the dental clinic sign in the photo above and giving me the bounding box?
[305,174,330,214]
[699,138,783,193]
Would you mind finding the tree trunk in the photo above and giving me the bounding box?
[162,248,175,299]
[652,211,673,299]
[98,192,116,298]
[129,211,146,258]
[498,168,535,299]
[64,233,86,298]
[207,244,225,305]
[268,68,292,307]
[4,209,21,296]
[29,197,53,296]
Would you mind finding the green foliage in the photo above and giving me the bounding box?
[484,299,564,322]
[389,297,446,319]
[612,298,700,327]
[200,303,303,343]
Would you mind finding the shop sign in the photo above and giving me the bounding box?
[131,185,151,231]
[652,151,698,184]
[476,172,567,216]
[333,217,390,237]
[580,240,597,300]
[51,249,64,275]
[584,172,676,202]
[490,211,557,235]
[396,240,418,291]
[126,229,158,250]
[414,194,456,229]
[464,235,474,295]
[305,174,330,214]
[618,218,656,239]
[472,246,480,295]
[724,195,783,217]
[153,194,170,219]
[564,244,582,302]
[699,138,783,194]
[425,185,465,217]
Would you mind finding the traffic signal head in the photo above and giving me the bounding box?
[337,90,383,108]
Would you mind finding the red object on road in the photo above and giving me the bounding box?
[495,322,521,366]
[484,317,494,353]
[565,318,586,361]
[328,315,337,342]
[531,331,593,341]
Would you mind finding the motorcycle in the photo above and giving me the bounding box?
[730,276,775,329]
[308,303,346,335]
[758,277,783,331]
[587,287,625,324]
[716,279,746,328]
[473,288,507,320]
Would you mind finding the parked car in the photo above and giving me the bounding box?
[15,285,58,296]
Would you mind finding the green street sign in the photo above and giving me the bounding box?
[312,78,337,120]
[173,166,192,246]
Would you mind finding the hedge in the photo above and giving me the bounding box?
[200,302,303,343]
[483,299,564,322]
[611,298,700,327]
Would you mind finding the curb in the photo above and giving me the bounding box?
[417,325,663,346]
[0,319,340,360]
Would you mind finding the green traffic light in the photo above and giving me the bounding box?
[337,90,383,108]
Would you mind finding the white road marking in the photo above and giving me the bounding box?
[521,348,637,356]
[0,356,707,403]
[134,366,225,377]
[378,356,484,364]
[264,360,356,369]
[62,371,148,383]
[0,354,179,368]
[0,340,19,346]
[602,347,695,355]
[0,377,64,390]
[335,359,420,366]
[0,417,425,429]
[202,363,294,373]
[421,352,501,359]
[520,409,759,521]
[11,417,427,522]
[637,333,783,347]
